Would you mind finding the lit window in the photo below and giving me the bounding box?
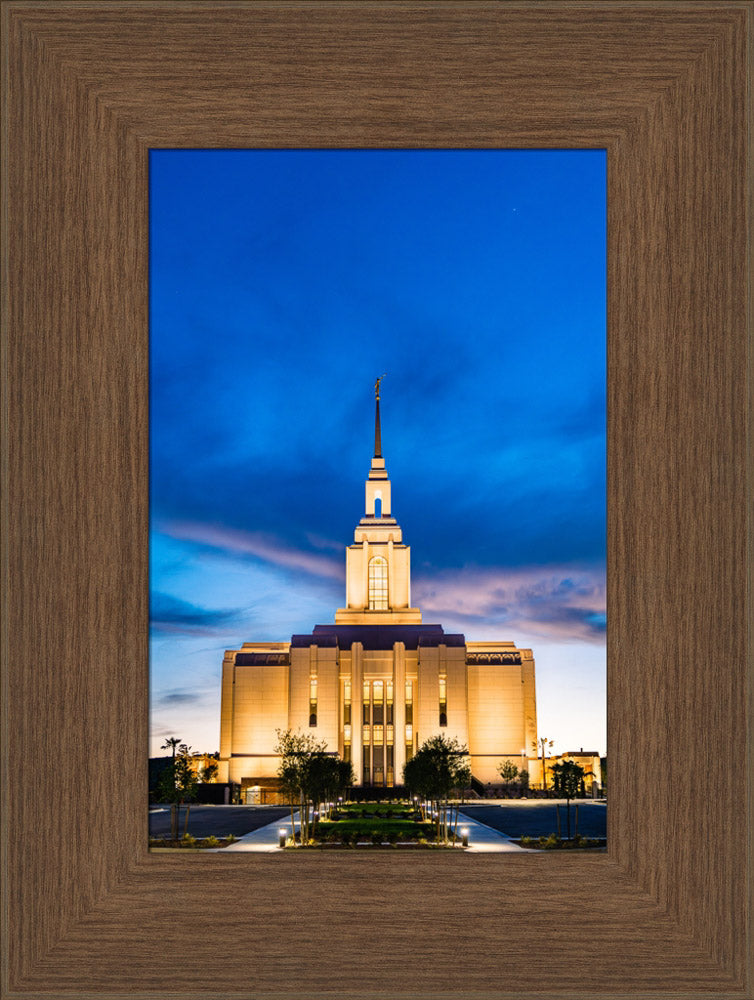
[343,678,351,725]
[439,675,447,727]
[405,679,413,724]
[309,676,317,727]
[373,680,384,725]
[363,679,370,724]
[368,556,388,610]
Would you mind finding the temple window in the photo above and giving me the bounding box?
[368,555,388,610]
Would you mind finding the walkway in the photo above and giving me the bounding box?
[214,810,539,852]
[456,811,538,853]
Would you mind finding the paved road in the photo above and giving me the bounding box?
[149,805,289,839]
[460,801,606,839]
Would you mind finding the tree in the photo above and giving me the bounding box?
[161,736,182,760]
[497,760,519,784]
[274,729,352,845]
[550,759,584,839]
[157,743,198,839]
[201,759,219,783]
[532,736,554,792]
[403,734,471,844]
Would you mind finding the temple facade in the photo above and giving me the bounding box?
[217,385,538,800]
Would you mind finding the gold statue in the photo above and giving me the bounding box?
[375,373,386,399]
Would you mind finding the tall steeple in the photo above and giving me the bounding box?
[335,379,422,625]
[374,373,385,458]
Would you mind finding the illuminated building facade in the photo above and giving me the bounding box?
[217,386,538,800]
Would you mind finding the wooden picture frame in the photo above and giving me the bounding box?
[3,3,750,997]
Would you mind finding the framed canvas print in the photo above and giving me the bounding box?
[3,3,750,998]
[147,148,607,854]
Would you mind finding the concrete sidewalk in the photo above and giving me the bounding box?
[218,812,297,852]
[455,811,539,853]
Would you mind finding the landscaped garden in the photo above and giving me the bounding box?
[289,800,455,848]
[148,833,238,851]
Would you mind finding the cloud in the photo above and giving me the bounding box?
[158,520,344,581]
[413,564,606,644]
[150,592,244,636]
[155,689,205,707]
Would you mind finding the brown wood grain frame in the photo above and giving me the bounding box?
[2,2,751,997]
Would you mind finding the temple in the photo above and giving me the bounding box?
[217,383,539,801]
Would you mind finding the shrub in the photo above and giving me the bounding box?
[340,830,352,846]
[386,809,394,819]
[386,831,398,845]
[539,833,560,849]
[181,833,197,848]
[225,833,237,843]
[203,835,220,848]
[520,835,532,847]
[370,831,382,846]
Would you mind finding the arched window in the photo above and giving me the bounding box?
[374,496,382,518]
[368,555,388,610]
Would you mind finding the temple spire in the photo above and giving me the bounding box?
[374,374,386,458]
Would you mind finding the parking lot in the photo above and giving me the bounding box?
[460,800,606,839]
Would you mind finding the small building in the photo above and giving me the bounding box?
[217,386,540,801]
[551,749,603,796]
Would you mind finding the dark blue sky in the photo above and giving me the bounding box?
[149,150,606,756]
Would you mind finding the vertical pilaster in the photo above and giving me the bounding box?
[387,537,394,610]
[393,641,406,784]
[351,642,363,785]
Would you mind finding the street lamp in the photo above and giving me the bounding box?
[461,827,469,848]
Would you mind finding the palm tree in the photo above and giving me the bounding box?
[161,736,181,761]
[161,737,182,838]
[532,737,554,792]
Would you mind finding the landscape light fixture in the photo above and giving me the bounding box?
[461,827,469,848]
[278,828,287,848]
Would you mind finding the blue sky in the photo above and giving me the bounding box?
[149,149,606,759]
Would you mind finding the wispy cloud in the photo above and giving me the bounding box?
[150,592,244,636]
[155,689,205,707]
[413,565,606,644]
[158,520,344,581]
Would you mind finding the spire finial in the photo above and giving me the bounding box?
[374,374,386,458]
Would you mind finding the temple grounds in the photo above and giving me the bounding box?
[148,800,606,849]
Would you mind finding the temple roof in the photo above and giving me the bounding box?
[290,623,465,650]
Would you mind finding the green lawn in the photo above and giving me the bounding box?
[305,801,438,844]
[317,818,431,838]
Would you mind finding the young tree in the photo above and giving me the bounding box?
[274,729,352,844]
[550,759,584,839]
[157,743,198,839]
[403,735,471,844]
[173,746,199,836]
[159,737,183,838]
[497,760,519,784]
